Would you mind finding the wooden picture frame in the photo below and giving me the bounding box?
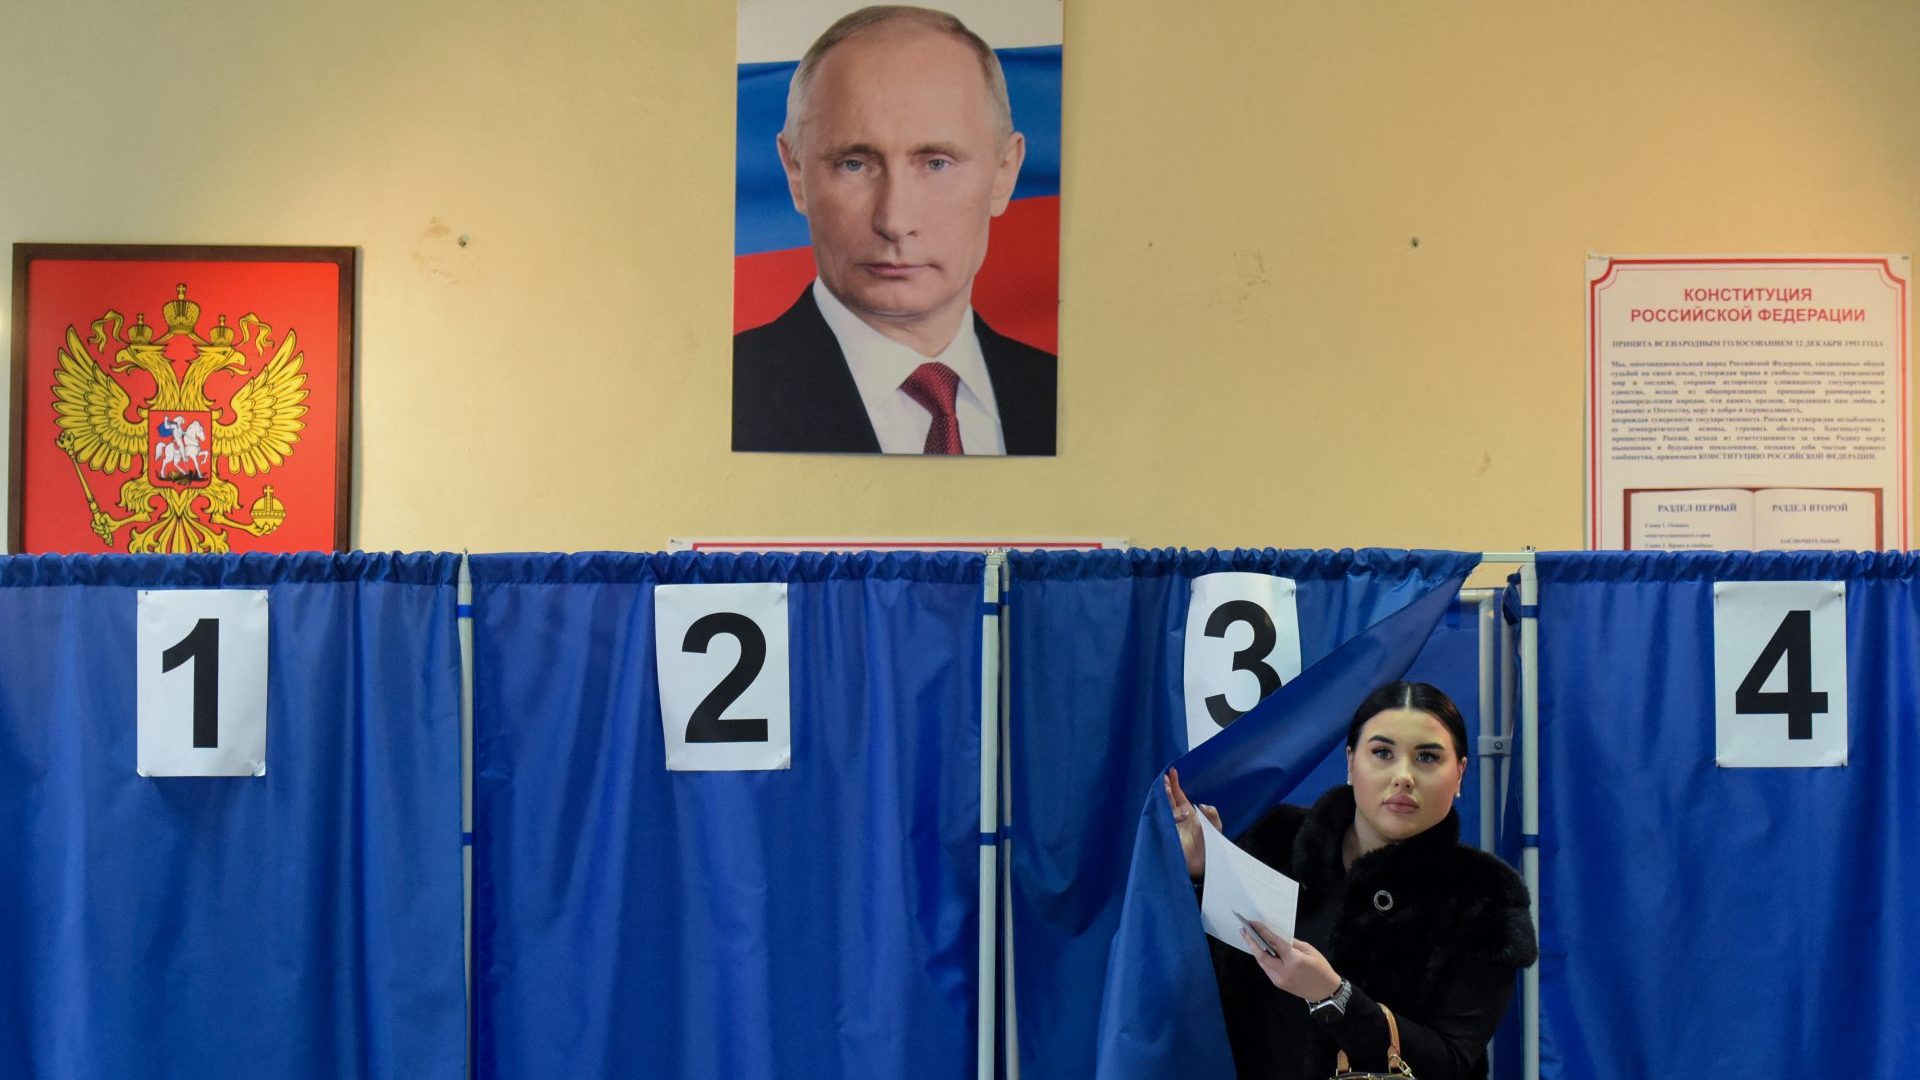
[9,244,355,553]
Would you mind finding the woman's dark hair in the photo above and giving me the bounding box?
[1345,681,1470,760]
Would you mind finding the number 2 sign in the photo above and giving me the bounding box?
[654,582,792,771]
[1713,580,1848,767]
[137,589,270,777]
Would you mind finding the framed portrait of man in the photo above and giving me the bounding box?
[732,1,1061,456]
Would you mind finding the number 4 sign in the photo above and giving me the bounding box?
[1713,581,1848,767]
[654,582,792,771]
[137,589,270,777]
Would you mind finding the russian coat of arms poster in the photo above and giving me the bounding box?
[10,245,354,553]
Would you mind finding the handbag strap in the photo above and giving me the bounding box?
[1333,1003,1410,1076]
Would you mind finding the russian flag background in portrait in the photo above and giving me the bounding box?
[735,0,1061,354]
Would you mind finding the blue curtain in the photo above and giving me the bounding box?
[1093,572,1472,1078]
[1536,551,1920,1077]
[0,553,466,1079]
[1004,548,1483,1080]
[469,552,987,1080]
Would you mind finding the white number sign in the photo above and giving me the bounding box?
[1713,580,1847,767]
[655,582,792,771]
[1183,573,1302,751]
[137,589,269,777]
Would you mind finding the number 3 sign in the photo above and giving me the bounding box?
[654,582,792,771]
[1182,573,1303,751]
[1713,580,1848,768]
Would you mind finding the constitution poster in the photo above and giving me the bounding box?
[1587,256,1910,551]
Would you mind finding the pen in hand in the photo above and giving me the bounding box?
[1234,910,1279,957]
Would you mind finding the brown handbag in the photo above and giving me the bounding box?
[1330,1004,1416,1079]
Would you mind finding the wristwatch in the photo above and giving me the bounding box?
[1306,978,1353,1018]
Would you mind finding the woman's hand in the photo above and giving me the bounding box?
[1240,925,1344,1003]
[1163,767,1221,880]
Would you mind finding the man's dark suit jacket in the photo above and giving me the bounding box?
[732,287,1057,454]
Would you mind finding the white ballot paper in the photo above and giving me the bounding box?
[1198,812,1300,956]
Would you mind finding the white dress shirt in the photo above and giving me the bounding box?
[812,279,1006,455]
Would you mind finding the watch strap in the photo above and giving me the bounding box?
[1307,977,1353,1016]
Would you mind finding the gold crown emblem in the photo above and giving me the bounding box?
[127,312,155,345]
[208,314,235,347]
[162,283,200,335]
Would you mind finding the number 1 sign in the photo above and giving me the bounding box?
[136,589,270,776]
[1713,580,1848,767]
[654,582,792,771]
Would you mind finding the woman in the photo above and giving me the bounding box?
[1164,681,1536,1079]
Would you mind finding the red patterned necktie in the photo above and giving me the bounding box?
[900,361,965,455]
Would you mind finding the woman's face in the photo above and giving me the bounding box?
[1346,707,1466,846]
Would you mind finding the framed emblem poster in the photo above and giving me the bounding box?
[9,244,355,553]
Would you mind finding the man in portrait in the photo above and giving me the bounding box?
[732,5,1059,456]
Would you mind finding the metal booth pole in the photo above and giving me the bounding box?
[1479,551,1539,1080]
[998,553,1020,1080]
[1463,587,1502,855]
[977,553,1005,1080]
[1519,556,1541,1080]
[456,553,476,1072]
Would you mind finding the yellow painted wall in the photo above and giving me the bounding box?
[3,0,1916,553]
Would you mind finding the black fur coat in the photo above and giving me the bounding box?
[1211,785,1537,1080]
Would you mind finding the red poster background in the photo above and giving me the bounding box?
[13,254,348,553]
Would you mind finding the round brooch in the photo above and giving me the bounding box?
[1372,890,1394,912]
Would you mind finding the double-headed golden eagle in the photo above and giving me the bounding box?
[50,288,308,553]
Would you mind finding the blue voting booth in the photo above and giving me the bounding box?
[7,545,1911,1079]
[1090,575,1473,1080]
[0,553,466,1079]
[1002,548,1486,1079]
[467,552,991,1080]
[1534,551,1920,1077]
